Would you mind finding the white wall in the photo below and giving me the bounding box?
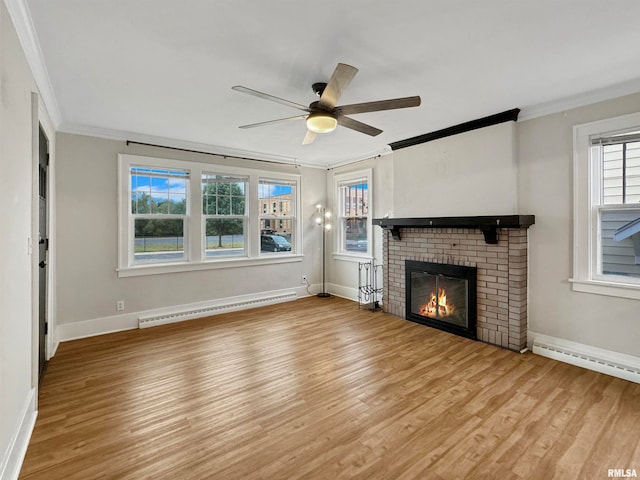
[54,134,326,334]
[519,92,640,357]
[0,1,51,477]
[392,121,518,217]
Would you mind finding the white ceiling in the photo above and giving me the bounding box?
[20,0,640,167]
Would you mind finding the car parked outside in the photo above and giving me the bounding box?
[261,234,291,252]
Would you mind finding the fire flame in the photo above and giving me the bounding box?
[419,288,455,317]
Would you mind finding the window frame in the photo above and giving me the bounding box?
[572,112,640,299]
[202,173,249,259]
[258,178,298,255]
[117,154,302,277]
[130,166,190,265]
[333,169,373,261]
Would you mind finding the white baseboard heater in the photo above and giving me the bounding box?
[138,291,297,329]
[532,337,640,384]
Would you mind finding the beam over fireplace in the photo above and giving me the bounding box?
[373,215,535,243]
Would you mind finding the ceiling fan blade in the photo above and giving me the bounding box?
[239,115,307,129]
[302,130,317,145]
[317,63,359,111]
[337,115,383,137]
[337,96,421,116]
[232,86,310,112]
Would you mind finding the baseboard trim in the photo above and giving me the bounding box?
[326,283,359,302]
[57,287,309,341]
[530,332,640,384]
[57,311,139,342]
[0,388,37,480]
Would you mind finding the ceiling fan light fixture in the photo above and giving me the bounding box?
[306,113,337,134]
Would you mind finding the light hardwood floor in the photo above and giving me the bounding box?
[20,296,640,479]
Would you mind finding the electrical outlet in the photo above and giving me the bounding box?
[116,300,125,311]
[301,275,308,284]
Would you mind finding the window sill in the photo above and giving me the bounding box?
[569,277,640,300]
[117,254,304,278]
[332,252,373,263]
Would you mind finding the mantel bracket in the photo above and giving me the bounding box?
[479,226,498,245]
[390,227,402,241]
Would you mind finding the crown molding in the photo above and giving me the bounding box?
[58,121,390,169]
[57,121,323,167]
[325,145,392,169]
[61,122,392,170]
[4,0,62,127]
[519,77,640,122]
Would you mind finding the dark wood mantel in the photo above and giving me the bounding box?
[373,215,535,244]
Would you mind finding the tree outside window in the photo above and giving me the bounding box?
[131,167,188,263]
[202,174,248,258]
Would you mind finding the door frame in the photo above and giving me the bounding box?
[31,93,57,389]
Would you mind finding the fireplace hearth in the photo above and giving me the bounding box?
[406,260,477,340]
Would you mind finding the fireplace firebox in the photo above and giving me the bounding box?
[405,260,477,340]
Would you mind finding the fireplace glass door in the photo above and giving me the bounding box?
[405,260,477,339]
[410,272,469,328]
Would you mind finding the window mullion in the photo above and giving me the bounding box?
[191,166,202,261]
[622,142,627,204]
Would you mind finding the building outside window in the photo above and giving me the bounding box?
[593,134,640,278]
[258,179,296,253]
[335,169,372,257]
[572,113,640,299]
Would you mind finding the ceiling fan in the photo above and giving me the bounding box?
[232,63,421,145]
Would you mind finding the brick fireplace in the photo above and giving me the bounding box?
[375,216,534,352]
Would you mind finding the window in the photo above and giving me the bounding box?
[258,179,296,253]
[131,167,188,264]
[601,137,640,205]
[593,134,640,279]
[118,154,301,276]
[572,112,640,299]
[202,174,248,258]
[335,169,372,258]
